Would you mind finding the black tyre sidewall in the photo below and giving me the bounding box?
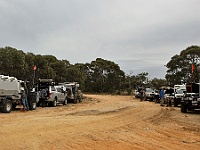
[1,99,12,113]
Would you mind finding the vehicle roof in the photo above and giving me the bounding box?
[39,79,54,82]
[0,75,22,82]
[54,85,63,88]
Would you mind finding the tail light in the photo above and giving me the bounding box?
[49,93,52,98]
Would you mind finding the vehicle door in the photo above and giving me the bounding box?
[66,86,73,99]
[56,87,65,102]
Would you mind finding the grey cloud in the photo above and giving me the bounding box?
[0,0,200,79]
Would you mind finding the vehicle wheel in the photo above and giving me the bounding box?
[79,97,83,103]
[73,99,78,104]
[51,99,57,107]
[181,103,187,113]
[29,102,37,110]
[37,102,41,107]
[174,99,178,107]
[1,99,12,113]
[168,99,172,107]
[12,103,17,109]
[63,98,68,105]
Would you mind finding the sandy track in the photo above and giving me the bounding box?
[0,94,199,150]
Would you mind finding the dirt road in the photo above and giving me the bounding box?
[0,94,199,150]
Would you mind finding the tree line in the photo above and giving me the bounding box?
[165,45,200,86]
[0,46,199,94]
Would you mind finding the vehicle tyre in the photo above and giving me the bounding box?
[37,102,41,107]
[63,98,68,105]
[12,103,17,109]
[73,99,78,104]
[51,99,57,107]
[1,99,12,113]
[174,99,178,107]
[79,97,83,103]
[29,102,37,110]
[168,99,172,107]
[181,103,187,113]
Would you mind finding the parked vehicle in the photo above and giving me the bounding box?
[59,82,83,103]
[181,83,200,113]
[0,75,38,113]
[164,88,174,106]
[54,85,68,105]
[174,84,186,107]
[135,87,143,98]
[144,88,156,101]
[154,90,160,103]
[36,79,67,107]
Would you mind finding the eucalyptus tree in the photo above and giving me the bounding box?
[165,54,186,85]
[73,63,88,90]
[180,46,200,82]
[24,52,37,82]
[65,65,78,82]
[0,47,26,79]
[150,78,167,90]
[33,54,54,79]
[50,60,68,83]
[166,45,200,85]
[128,72,149,89]
[87,58,125,93]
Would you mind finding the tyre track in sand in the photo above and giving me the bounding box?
[0,94,199,150]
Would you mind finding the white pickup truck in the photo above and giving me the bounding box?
[0,75,38,113]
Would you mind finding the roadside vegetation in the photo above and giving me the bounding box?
[0,45,200,94]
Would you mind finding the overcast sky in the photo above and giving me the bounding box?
[1,0,200,79]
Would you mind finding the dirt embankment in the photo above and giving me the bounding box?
[0,94,199,150]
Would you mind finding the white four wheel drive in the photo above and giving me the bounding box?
[37,79,68,107]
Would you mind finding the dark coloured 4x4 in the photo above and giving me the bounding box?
[181,83,200,113]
